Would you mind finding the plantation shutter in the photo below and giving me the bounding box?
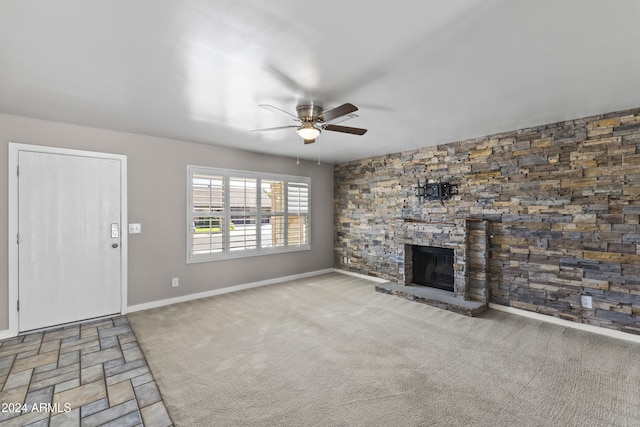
[287,181,309,247]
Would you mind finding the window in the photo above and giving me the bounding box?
[188,166,310,262]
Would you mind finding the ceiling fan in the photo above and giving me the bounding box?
[251,102,367,144]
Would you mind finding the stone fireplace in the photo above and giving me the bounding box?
[376,217,489,316]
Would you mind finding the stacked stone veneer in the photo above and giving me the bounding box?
[334,107,640,335]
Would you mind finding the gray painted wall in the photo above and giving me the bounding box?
[0,113,335,331]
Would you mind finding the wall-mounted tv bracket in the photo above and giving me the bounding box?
[414,179,458,204]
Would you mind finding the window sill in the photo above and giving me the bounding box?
[187,245,311,264]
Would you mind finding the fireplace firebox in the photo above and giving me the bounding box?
[412,245,455,292]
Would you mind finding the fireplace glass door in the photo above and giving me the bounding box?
[412,246,455,292]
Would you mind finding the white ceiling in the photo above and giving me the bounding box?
[2,1,640,164]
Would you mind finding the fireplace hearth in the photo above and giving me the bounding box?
[412,245,454,292]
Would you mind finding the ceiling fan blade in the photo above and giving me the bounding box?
[320,103,358,122]
[325,113,358,125]
[258,104,299,121]
[251,125,298,133]
[303,138,315,144]
[324,124,367,135]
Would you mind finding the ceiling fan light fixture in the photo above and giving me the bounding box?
[296,122,321,141]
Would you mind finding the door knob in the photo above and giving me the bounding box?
[112,243,119,248]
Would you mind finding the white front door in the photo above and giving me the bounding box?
[18,150,123,331]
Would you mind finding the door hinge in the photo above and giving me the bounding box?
[17,300,19,311]
[17,165,19,176]
[17,233,20,244]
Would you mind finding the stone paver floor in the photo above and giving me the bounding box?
[0,316,173,426]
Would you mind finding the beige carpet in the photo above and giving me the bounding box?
[128,273,640,426]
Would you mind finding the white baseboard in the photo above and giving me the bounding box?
[332,268,389,283]
[0,330,16,341]
[127,268,335,313]
[489,303,640,345]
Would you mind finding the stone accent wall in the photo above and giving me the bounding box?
[334,107,640,335]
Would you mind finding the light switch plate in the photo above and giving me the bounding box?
[129,223,142,234]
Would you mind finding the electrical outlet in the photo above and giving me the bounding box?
[129,223,142,234]
[172,277,179,288]
[581,295,592,309]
